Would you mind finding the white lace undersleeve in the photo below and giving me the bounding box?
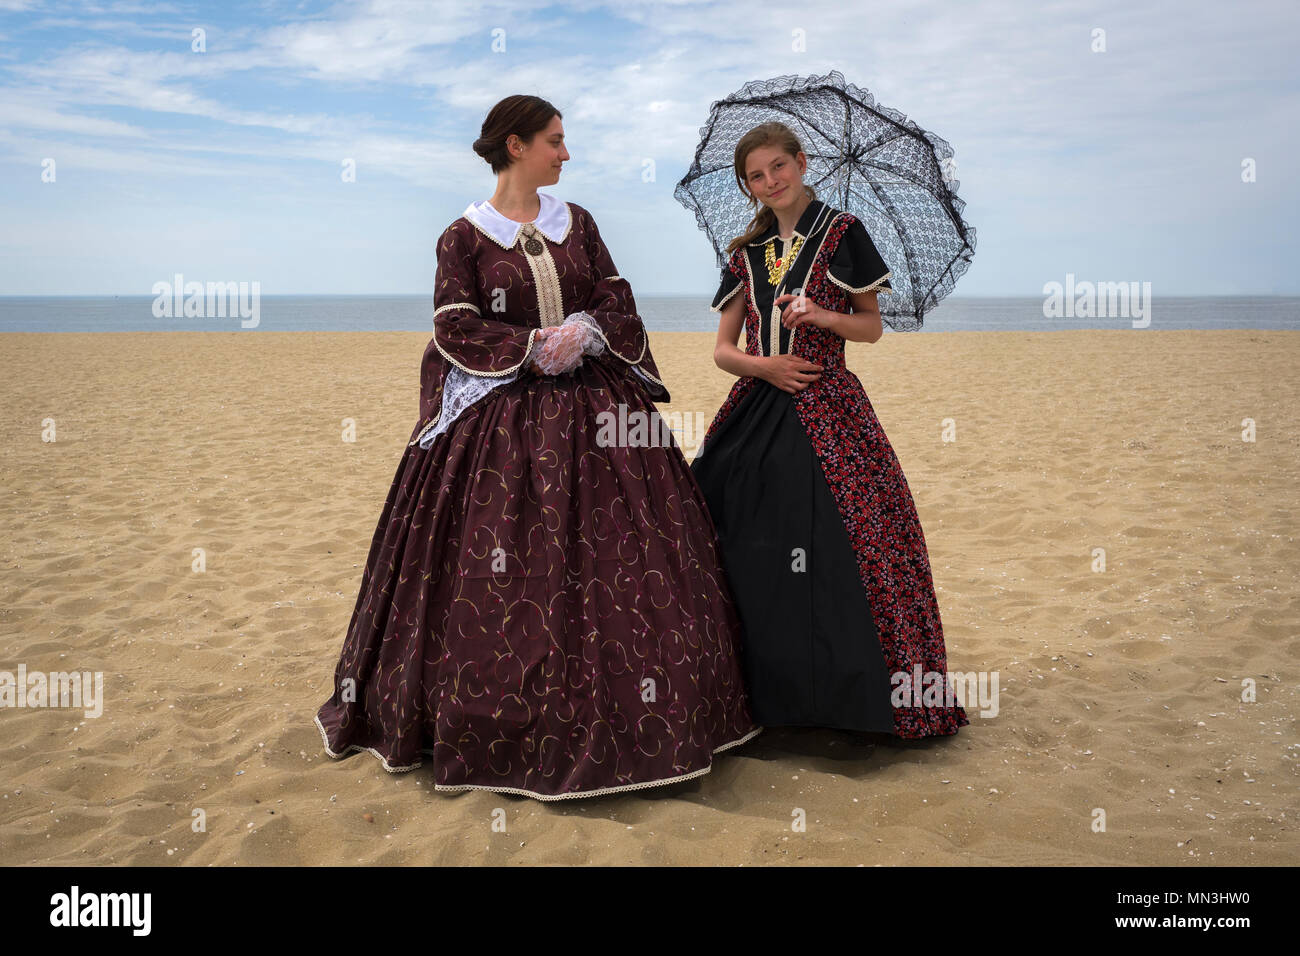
[418,364,520,448]
[566,311,605,358]
[416,313,650,450]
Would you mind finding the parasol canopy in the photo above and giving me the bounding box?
[674,70,976,330]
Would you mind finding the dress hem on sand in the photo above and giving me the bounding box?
[313,714,765,800]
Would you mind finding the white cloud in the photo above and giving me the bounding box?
[1,0,1297,293]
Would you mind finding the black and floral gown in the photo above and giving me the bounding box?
[690,198,968,738]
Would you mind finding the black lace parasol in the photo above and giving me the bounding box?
[674,70,976,330]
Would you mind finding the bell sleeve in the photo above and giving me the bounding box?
[410,222,540,447]
[431,223,540,376]
[573,204,671,403]
[827,216,893,295]
[710,248,745,313]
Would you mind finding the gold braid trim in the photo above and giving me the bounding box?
[709,278,742,313]
[767,236,796,357]
[433,323,540,378]
[464,215,516,250]
[408,406,442,447]
[521,224,566,328]
[433,301,480,320]
[462,203,575,250]
[580,281,666,391]
[555,202,576,244]
[415,318,539,446]
[806,213,842,280]
[828,270,893,294]
[583,315,648,367]
[771,211,841,358]
[825,213,892,294]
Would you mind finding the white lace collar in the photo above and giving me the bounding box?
[463,192,571,248]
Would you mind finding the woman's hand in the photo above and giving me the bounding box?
[532,322,588,375]
[760,353,823,394]
[776,293,835,331]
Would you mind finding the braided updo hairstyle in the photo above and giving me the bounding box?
[473,95,562,174]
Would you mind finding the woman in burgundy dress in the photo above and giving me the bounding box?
[315,95,760,799]
[690,122,968,739]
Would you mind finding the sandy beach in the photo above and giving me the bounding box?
[0,327,1295,866]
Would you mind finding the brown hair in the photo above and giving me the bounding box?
[473,95,562,174]
[726,121,818,254]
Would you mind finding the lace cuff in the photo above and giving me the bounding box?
[532,314,602,375]
[563,310,664,390]
[562,311,605,357]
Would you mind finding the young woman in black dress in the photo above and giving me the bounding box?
[691,121,969,739]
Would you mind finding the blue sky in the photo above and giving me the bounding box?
[0,0,1296,295]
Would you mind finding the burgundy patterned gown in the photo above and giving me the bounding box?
[690,198,968,738]
[315,193,761,799]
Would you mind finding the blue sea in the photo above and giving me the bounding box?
[1,295,1297,333]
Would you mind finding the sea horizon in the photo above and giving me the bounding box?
[2,294,1297,334]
